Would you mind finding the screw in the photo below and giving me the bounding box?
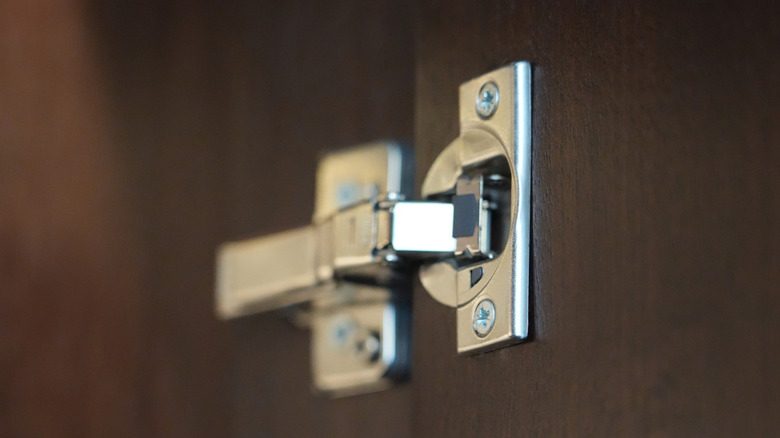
[336,182,361,207]
[475,81,499,119]
[329,317,356,347]
[472,298,496,337]
[357,331,381,362]
[383,253,399,263]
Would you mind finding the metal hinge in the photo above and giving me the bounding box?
[216,62,532,396]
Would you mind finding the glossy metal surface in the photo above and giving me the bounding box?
[215,64,531,393]
[314,142,413,221]
[215,141,412,396]
[419,62,532,354]
[216,142,411,319]
[390,202,456,254]
[311,285,409,397]
[216,226,321,318]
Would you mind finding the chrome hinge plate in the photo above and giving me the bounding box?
[419,62,532,354]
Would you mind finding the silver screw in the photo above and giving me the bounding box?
[475,81,499,119]
[383,253,400,263]
[360,332,381,362]
[336,182,361,207]
[329,317,356,347]
[472,298,496,337]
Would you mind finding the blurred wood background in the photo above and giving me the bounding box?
[1,0,413,436]
[2,1,778,437]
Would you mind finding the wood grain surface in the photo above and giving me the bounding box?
[3,0,778,437]
[1,0,413,437]
[413,1,780,436]
[1,1,233,436]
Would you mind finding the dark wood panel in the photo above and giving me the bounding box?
[1,1,234,436]
[9,1,775,437]
[3,0,416,437]
[414,1,780,436]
